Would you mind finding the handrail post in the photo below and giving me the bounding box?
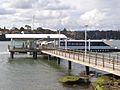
[54,48,55,54]
[62,49,63,56]
[69,50,70,58]
[103,54,104,67]
[65,50,67,57]
[89,53,90,64]
[113,57,115,70]
[72,50,74,59]
[58,49,60,56]
[109,53,110,63]
[95,53,97,65]
[83,53,84,62]
[78,53,79,60]
[117,54,119,64]
[73,50,75,59]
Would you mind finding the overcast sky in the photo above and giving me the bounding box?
[0,0,120,30]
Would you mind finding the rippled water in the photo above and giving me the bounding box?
[0,42,94,90]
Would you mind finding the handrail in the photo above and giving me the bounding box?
[42,46,120,72]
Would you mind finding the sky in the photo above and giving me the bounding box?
[0,0,120,30]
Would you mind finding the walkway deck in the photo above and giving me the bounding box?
[41,48,120,76]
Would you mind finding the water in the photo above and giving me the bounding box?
[0,41,93,90]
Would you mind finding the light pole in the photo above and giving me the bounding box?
[32,15,35,30]
[58,15,63,49]
[85,25,88,61]
[58,29,61,49]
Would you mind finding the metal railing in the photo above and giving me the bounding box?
[42,46,120,72]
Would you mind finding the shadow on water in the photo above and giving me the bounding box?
[8,57,35,65]
[8,55,70,75]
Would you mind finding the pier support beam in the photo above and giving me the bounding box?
[68,61,72,70]
[85,66,90,75]
[57,58,61,65]
[48,55,51,61]
[33,52,37,59]
[10,52,14,59]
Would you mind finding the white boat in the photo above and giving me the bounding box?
[53,39,120,52]
[103,39,120,49]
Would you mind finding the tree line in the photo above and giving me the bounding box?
[0,25,120,40]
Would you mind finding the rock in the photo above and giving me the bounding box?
[59,76,90,85]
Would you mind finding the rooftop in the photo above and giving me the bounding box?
[5,34,67,39]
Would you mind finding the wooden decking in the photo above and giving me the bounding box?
[41,49,120,76]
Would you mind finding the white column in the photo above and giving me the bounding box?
[65,39,67,49]
[54,39,55,48]
[85,25,88,61]
[88,39,91,51]
[11,38,13,49]
[58,30,60,49]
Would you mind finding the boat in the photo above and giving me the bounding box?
[103,39,120,49]
[53,39,120,52]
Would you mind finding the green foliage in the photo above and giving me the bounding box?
[95,76,110,85]
[59,76,80,83]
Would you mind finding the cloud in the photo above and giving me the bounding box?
[0,0,120,30]
[0,8,16,15]
[80,9,106,26]
[7,0,72,10]
[9,0,36,9]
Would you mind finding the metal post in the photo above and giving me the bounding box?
[65,50,66,57]
[113,57,115,70]
[85,25,88,62]
[109,53,111,63]
[117,54,119,63]
[69,50,70,58]
[32,15,35,30]
[73,50,75,59]
[83,53,85,62]
[59,49,60,55]
[58,30,60,49]
[62,50,63,56]
[88,39,91,51]
[11,38,13,49]
[95,53,97,65]
[103,54,104,67]
[89,53,90,64]
[54,39,55,49]
[78,53,79,60]
[65,39,67,49]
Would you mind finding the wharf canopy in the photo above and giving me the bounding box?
[5,34,67,49]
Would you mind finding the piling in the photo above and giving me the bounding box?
[48,55,51,61]
[33,51,37,59]
[57,57,61,65]
[68,61,72,70]
[85,66,90,75]
[10,52,14,59]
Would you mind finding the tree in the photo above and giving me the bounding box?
[20,27,25,31]
[4,26,6,30]
[25,25,31,30]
